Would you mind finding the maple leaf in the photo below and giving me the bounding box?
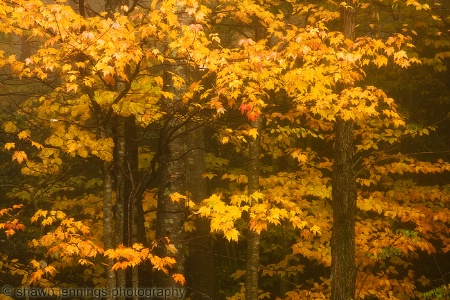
[224,228,240,242]
[310,225,322,236]
[375,55,388,68]
[12,151,27,164]
[66,83,78,93]
[239,104,251,114]
[166,244,178,254]
[4,143,15,150]
[250,191,264,201]
[31,141,44,150]
[238,38,254,48]
[169,192,187,203]
[3,121,18,133]
[189,24,203,33]
[5,228,15,236]
[247,128,259,139]
[198,206,211,217]
[247,111,260,122]
[17,130,30,140]
[172,273,186,285]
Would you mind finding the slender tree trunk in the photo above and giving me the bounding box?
[185,125,220,300]
[156,111,186,293]
[114,117,126,298]
[125,116,147,246]
[155,3,191,297]
[102,0,124,296]
[245,118,262,300]
[331,3,357,300]
[102,160,116,300]
[124,117,145,299]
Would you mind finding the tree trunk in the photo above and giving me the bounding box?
[331,3,357,300]
[245,118,262,300]
[155,4,191,297]
[185,125,220,300]
[126,116,147,247]
[124,116,146,300]
[103,0,124,296]
[114,116,126,298]
[155,111,186,294]
[102,160,116,300]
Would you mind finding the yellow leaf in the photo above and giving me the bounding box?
[78,259,93,266]
[375,55,388,68]
[170,192,187,203]
[310,225,322,236]
[31,141,44,150]
[3,121,18,133]
[292,150,308,163]
[4,143,15,150]
[66,83,78,93]
[202,172,217,179]
[18,130,30,140]
[154,76,163,87]
[230,269,246,280]
[12,151,27,164]
[160,91,174,100]
[183,221,196,232]
[394,50,407,61]
[166,244,178,254]
[247,128,259,139]
[172,273,186,286]
[198,205,211,217]
[224,228,240,242]
[250,191,264,201]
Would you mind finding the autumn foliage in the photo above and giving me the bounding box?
[0,0,449,299]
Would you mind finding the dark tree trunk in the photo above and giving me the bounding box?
[331,119,356,300]
[331,3,357,300]
[154,5,192,297]
[114,116,126,296]
[102,159,116,300]
[125,117,145,300]
[155,112,186,294]
[245,118,262,300]
[126,116,147,247]
[185,125,220,300]
[115,115,145,299]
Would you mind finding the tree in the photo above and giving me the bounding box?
[245,117,262,300]
[185,124,220,299]
[0,1,449,300]
[330,2,357,299]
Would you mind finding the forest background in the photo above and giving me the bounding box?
[0,0,449,299]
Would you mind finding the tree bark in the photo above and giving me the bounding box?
[155,110,186,295]
[245,118,262,300]
[114,116,126,298]
[331,3,357,300]
[155,3,191,297]
[331,119,356,300]
[124,116,146,300]
[185,125,220,300]
[102,160,116,300]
